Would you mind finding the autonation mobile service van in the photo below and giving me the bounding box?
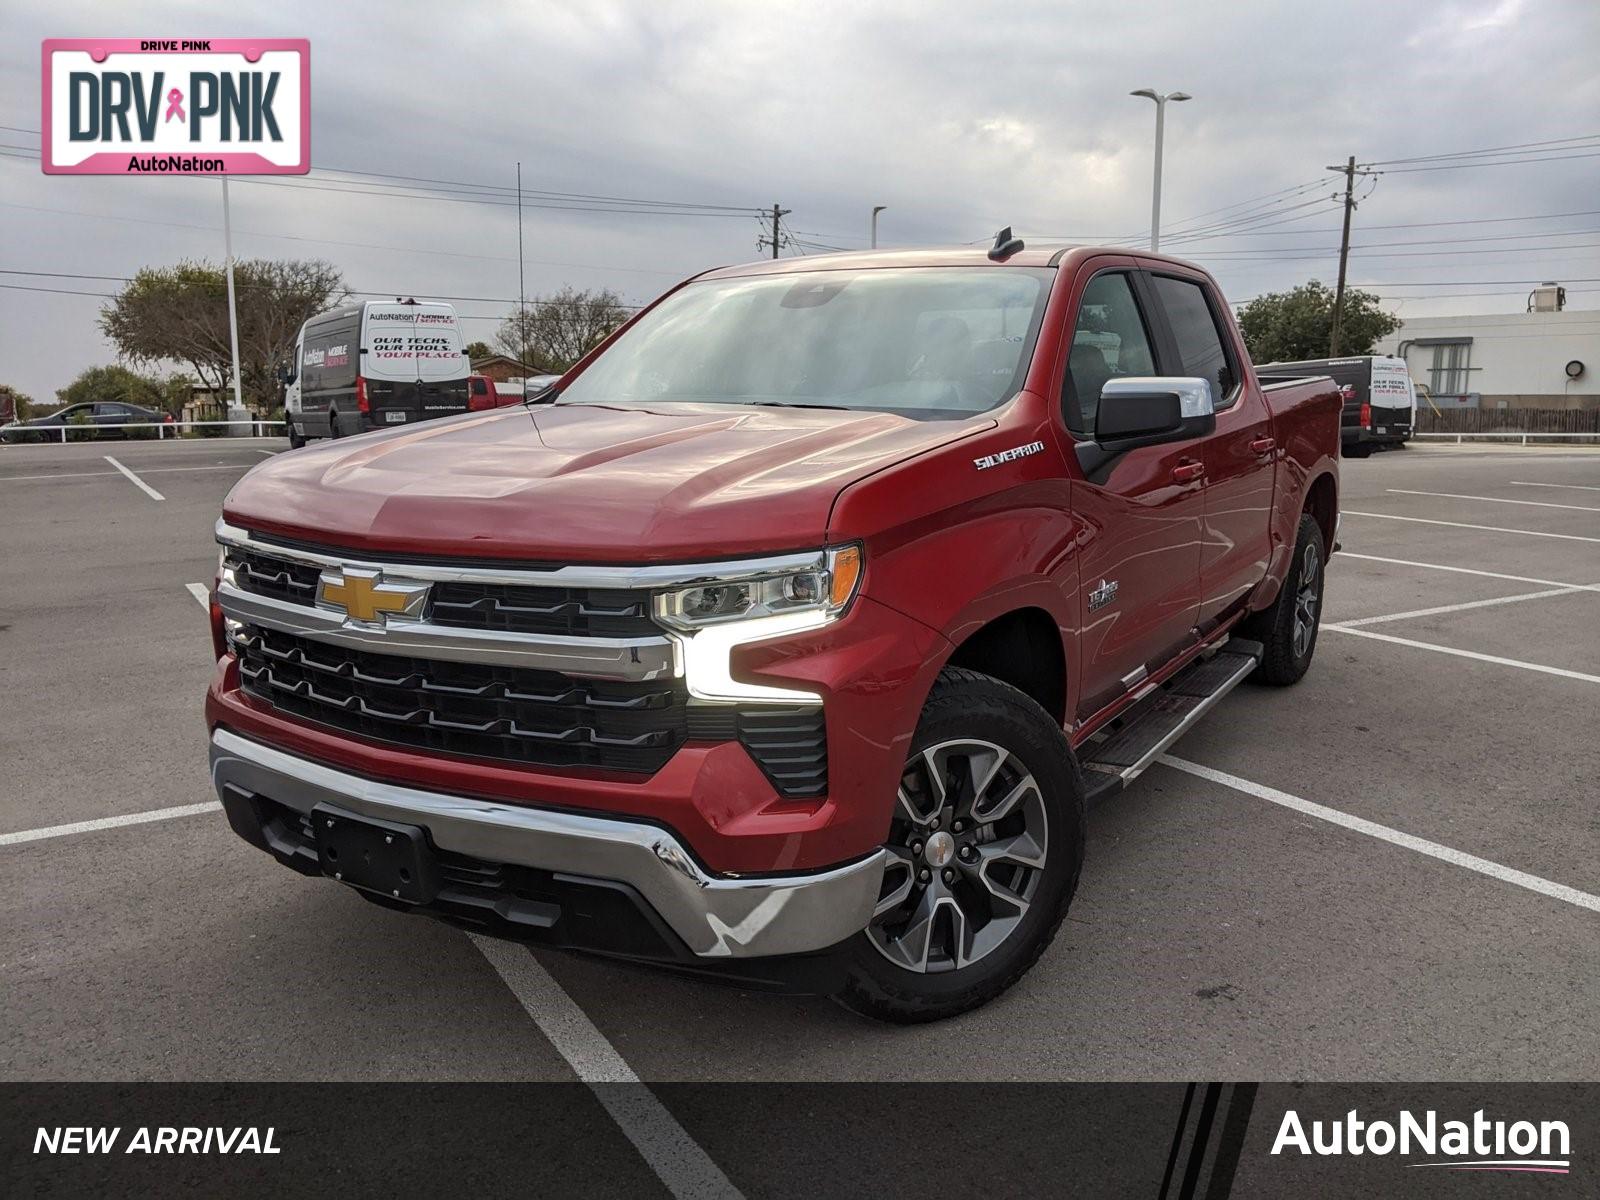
[283,301,470,447]
[1254,355,1416,457]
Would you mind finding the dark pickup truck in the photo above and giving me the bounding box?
[205,240,1341,1022]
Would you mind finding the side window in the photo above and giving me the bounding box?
[1063,272,1158,434]
[1150,276,1237,406]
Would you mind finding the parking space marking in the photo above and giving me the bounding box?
[0,802,220,847]
[186,583,210,609]
[102,455,165,501]
[1333,585,1596,628]
[1159,755,1600,916]
[1324,626,1600,685]
[0,465,253,482]
[1343,511,1600,545]
[1337,552,1596,591]
[1511,481,1600,493]
[254,449,276,456]
[469,935,744,1200]
[1388,488,1600,514]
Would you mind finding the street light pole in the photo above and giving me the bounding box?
[871,205,887,249]
[1130,88,1191,251]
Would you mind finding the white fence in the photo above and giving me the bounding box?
[14,419,286,444]
[1412,432,1600,446]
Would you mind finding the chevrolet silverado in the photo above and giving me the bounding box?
[206,238,1341,1022]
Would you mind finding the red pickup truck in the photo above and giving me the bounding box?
[206,241,1340,1022]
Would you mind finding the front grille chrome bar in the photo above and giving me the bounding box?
[217,582,679,681]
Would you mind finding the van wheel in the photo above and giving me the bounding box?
[1242,513,1326,686]
[328,408,344,439]
[1342,444,1371,459]
[286,421,306,450]
[832,668,1085,1024]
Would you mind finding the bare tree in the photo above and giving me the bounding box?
[100,259,348,406]
[494,286,631,373]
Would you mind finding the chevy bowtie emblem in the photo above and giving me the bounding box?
[316,568,429,624]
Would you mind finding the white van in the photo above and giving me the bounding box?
[283,300,470,448]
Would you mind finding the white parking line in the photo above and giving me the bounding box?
[469,935,743,1198]
[1511,480,1600,493]
[1343,511,1600,544]
[1159,755,1600,915]
[254,449,276,457]
[1333,585,1595,628]
[1324,625,1600,685]
[186,583,210,608]
[0,465,254,482]
[0,802,220,847]
[1388,488,1600,513]
[1337,552,1597,591]
[102,455,164,501]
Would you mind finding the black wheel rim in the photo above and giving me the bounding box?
[1292,540,1321,659]
[867,738,1049,974]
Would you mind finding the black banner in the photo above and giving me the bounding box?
[3,1083,1592,1197]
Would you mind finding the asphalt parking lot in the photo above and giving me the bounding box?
[3,436,1598,1088]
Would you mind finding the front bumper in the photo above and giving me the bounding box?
[210,727,885,960]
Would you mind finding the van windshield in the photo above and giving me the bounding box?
[557,267,1054,419]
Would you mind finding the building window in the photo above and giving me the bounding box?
[1428,341,1472,395]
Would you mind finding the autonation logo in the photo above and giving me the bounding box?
[1272,1108,1571,1175]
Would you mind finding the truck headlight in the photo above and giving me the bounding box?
[656,546,863,702]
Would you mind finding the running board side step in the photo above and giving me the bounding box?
[1080,638,1263,808]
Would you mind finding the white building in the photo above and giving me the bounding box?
[1374,292,1599,410]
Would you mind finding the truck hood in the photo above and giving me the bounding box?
[226,403,994,562]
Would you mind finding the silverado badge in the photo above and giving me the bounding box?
[316,568,430,625]
[1088,578,1119,612]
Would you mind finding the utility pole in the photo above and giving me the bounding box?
[1130,89,1191,251]
[1327,155,1377,356]
[516,161,527,366]
[220,178,243,413]
[758,202,791,258]
[871,205,887,249]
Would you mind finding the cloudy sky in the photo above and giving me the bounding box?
[3,0,1597,403]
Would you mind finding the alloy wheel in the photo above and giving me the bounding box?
[1292,541,1321,659]
[867,738,1049,974]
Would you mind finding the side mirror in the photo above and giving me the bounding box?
[277,365,296,385]
[1094,377,1214,446]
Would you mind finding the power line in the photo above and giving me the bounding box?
[1364,133,1600,166]
[1373,151,1600,174]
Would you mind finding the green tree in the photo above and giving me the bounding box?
[56,365,165,410]
[494,287,630,372]
[100,259,347,407]
[1235,280,1400,362]
[0,383,32,422]
[464,340,492,361]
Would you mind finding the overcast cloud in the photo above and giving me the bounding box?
[2,0,1597,402]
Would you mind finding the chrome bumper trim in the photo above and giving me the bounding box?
[209,728,884,958]
[216,580,678,682]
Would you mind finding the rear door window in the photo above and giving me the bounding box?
[1149,276,1237,407]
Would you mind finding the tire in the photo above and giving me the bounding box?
[1342,443,1372,459]
[286,420,306,450]
[832,668,1086,1024]
[328,408,344,440]
[1241,513,1325,686]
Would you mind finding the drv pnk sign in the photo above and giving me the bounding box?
[41,39,309,175]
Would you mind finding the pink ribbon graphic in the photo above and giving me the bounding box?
[164,88,185,123]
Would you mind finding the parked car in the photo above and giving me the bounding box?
[205,242,1341,1022]
[282,300,470,448]
[1255,355,1415,457]
[1,401,173,443]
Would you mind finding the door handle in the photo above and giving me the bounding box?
[1250,436,1276,456]
[1171,461,1206,484]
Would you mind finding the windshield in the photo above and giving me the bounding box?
[557,267,1054,419]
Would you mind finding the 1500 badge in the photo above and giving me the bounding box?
[974,440,1045,470]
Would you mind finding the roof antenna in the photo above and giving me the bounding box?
[988,226,1024,261]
